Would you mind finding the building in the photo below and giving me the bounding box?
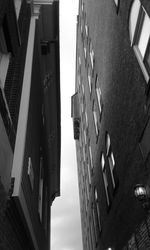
[0,0,60,249]
[72,0,150,249]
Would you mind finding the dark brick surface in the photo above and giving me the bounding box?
[77,0,150,249]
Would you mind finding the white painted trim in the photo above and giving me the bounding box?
[11,16,36,196]
[0,54,10,88]
[11,17,40,250]
[14,0,22,19]
[133,45,149,83]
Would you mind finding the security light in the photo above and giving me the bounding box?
[134,184,147,201]
[134,184,150,210]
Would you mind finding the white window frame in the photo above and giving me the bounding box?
[85,24,89,38]
[94,189,101,233]
[95,76,103,117]
[101,153,110,206]
[85,111,88,129]
[90,41,95,70]
[27,157,34,190]
[108,152,116,189]
[84,46,87,60]
[129,0,150,83]
[106,133,111,156]
[83,145,86,162]
[89,144,94,170]
[106,133,116,189]
[0,54,10,88]
[92,101,99,136]
[13,0,22,19]
[113,0,119,6]
[84,129,87,145]
[88,64,92,94]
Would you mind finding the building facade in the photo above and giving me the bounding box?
[72,0,150,249]
[0,0,60,249]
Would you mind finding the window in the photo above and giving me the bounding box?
[90,41,95,70]
[13,0,22,19]
[113,0,120,12]
[27,157,34,190]
[92,101,99,136]
[101,153,110,206]
[38,157,44,221]
[89,142,94,170]
[114,0,119,5]
[85,111,88,129]
[77,75,81,92]
[0,53,10,88]
[129,0,150,83]
[0,1,21,55]
[84,129,87,145]
[95,76,103,119]
[88,64,92,94]
[80,85,85,114]
[81,0,84,13]
[83,145,86,162]
[106,133,111,156]
[94,189,101,233]
[108,152,116,189]
[78,56,81,67]
[85,24,89,38]
[106,132,117,190]
[80,1,85,37]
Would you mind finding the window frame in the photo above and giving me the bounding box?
[94,189,102,234]
[113,0,120,14]
[130,1,150,84]
[92,100,99,138]
[27,157,34,190]
[101,153,110,207]
[88,141,94,171]
[95,75,103,120]
[89,40,95,71]
[106,132,117,190]
[88,64,92,95]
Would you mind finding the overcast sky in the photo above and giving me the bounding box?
[51,1,83,250]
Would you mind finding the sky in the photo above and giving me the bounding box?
[51,1,83,250]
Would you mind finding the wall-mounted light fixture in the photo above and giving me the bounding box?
[134,184,150,211]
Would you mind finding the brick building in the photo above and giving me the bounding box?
[0,0,60,249]
[72,0,150,249]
